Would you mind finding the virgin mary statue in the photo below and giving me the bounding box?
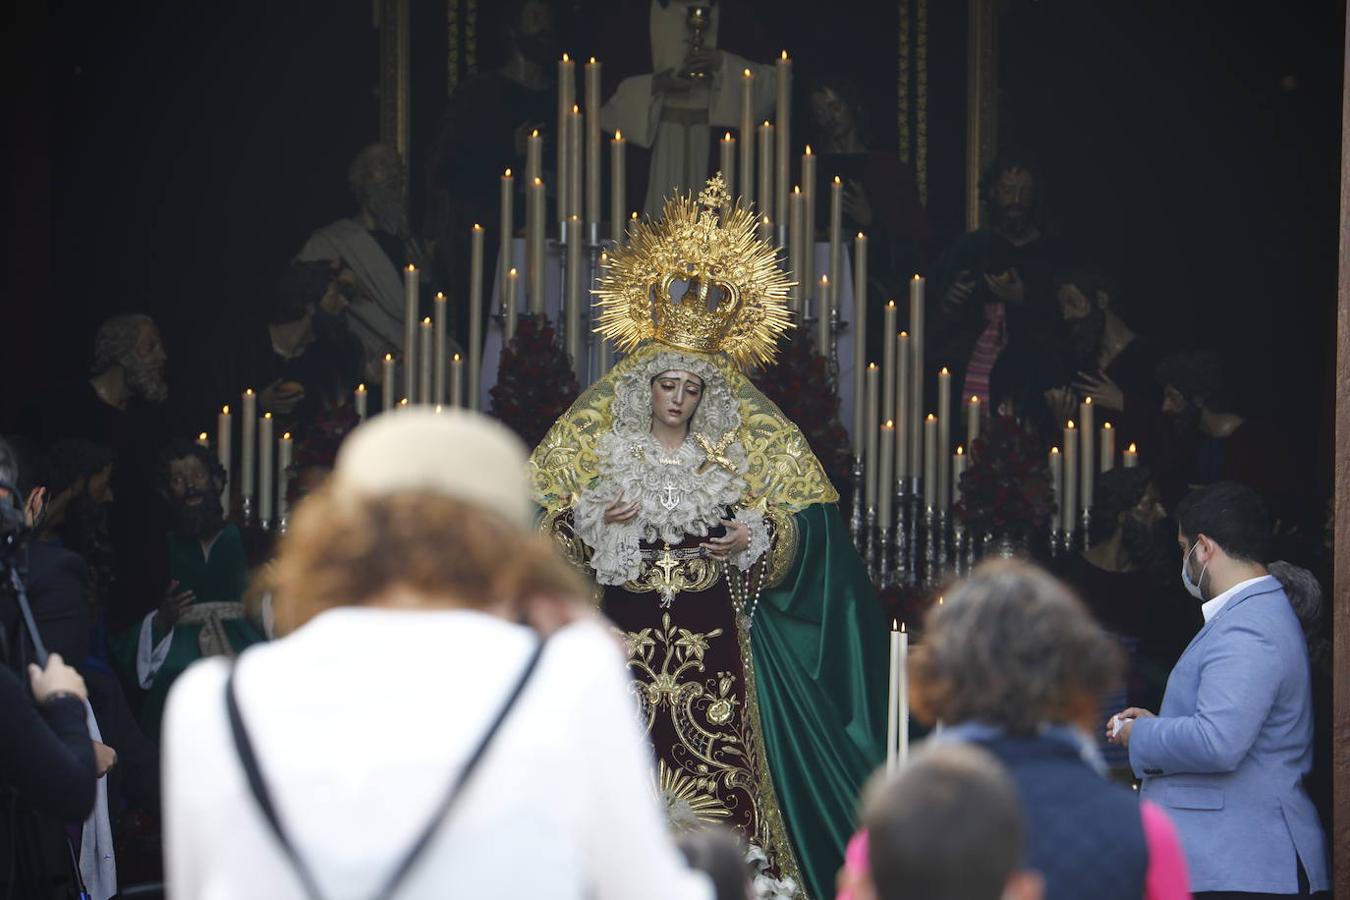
[529,176,886,899]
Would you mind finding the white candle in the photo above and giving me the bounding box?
[879,420,895,527]
[403,264,418,402]
[258,412,274,525]
[498,169,514,291]
[816,274,830,353]
[1063,421,1078,535]
[526,129,542,185]
[719,132,736,199]
[557,53,574,224]
[1080,397,1095,513]
[568,103,583,224]
[923,414,937,510]
[216,405,232,513]
[909,276,926,483]
[1050,446,1063,531]
[887,621,901,773]
[1101,422,1115,472]
[277,431,293,527]
[775,52,792,242]
[800,146,816,309]
[354,384,368,420]
[854,233,869,438]
[865,363,879,510]
[953,446,967,504]
[468,224,484,410]
[528,178,546,314]
[739,68,754,210]
[966,395,982,449]
[505,267,520,341]
[585,58,601,230]
[788,186,804,313]
[381,354,395,412]
[240,389,256,511]
[418,317,432,404]
[597,252,612,374]
[433,291,447,405]
[610,131,626,244]
[898,623,909,764]
[194,431,209,449]
[1124,442,1139,468]
[758,120,773,218]
[449,353,464,408]
[895,331,910,482]
[758,214,773,245]
[565,215,582,365]
[878,300,895,455]
[828,176,842,323]
[938,367,952,509]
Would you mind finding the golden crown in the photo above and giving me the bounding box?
[594,174,793,368]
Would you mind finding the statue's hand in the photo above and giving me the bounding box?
[603,496,640,524]
[701,519,749,560]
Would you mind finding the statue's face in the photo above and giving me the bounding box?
[650,370,704,432]
[808,88,854,141]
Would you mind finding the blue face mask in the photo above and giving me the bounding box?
[1181,541,1208,600]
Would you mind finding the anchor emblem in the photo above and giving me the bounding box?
[660,481,681,511]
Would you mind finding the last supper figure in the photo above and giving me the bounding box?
[530,176,887,899]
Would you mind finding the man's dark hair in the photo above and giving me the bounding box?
[1155,350,1233,412]
[1175,481,1270,564]
[271,260,337,326]
[675,827,752,900]
[156,439,227,494]
[978,151,1042,206]
[1089,466,1153,544]
[805,71,874,146]
[1052,266,1118,310]
[863,743,1026,900]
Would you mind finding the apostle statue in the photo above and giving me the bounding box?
[530,176,887,899]
[297,144,427,372]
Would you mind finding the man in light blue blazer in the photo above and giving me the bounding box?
[1109,482,1328,897]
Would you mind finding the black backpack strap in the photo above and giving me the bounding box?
[225,635,550,900]
[226,666,327,900]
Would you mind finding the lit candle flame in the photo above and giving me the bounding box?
[970,395,980,404]
[1067,420,1077,429]
[857,231,865,239]
[743,68,751,77]
[472,223,483,232]
[805,144,813,155]
[589,56,596,64]
[534,177,543,186]
[901,621,908,632]
[940,367,949,376]
[793,185,801,194]
[1085,397,1093,406]
[435,291,445,301]
[820,274,829,286]
[222,405,229,414]
[926,413,937,422]
[263,412,272,420]
[198,432,208,441]
[572,103,579,114]
[780,50,789,59]
[1104,422,1113,430]
[244,388,255,397]
[833,175,841,184]
[724,131,733,141]
[422,317,431,325]
[405,264,415,273]
[384,353,394,362]
[614,129,622,140]
[899,330,908,338]
[282,432,292,441]
[887,300,896,309]
[1052,446,1060,454]
[509,267,518,276]
[562,52,570,62]
[956,446,965,456]
[531,129,539,137]
[884,419,894,428]
[1127,442,1138,452]
[453,353,462,362]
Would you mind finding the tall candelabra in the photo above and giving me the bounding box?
[892,480,911,586]
[922,506,938,590]
[849,456,865,551]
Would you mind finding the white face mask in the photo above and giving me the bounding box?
[1181,540,1208,600]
